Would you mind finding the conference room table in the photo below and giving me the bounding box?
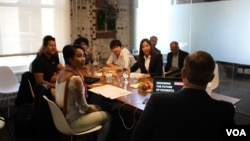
[79,67,240,141]
[79,67,151,141]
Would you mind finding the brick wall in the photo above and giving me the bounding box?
[70,0,133,64]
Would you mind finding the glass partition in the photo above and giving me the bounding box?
[134,0,250,118]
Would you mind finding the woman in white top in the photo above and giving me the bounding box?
[55,44,111,141]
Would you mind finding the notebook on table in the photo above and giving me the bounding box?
[152,76,184,93]
[83,76,100,84]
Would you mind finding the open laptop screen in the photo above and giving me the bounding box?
[153,77,184,93]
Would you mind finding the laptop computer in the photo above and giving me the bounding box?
[152,76,184,93]
[143,77,184,104]
[84,76,100,84]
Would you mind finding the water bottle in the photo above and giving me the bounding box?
[87,61,93,76]
[93,55,100,76]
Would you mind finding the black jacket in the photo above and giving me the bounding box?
[131,52,163,77]
[131,88,235,141]
[165,50,189,72]
[15,71,36,107]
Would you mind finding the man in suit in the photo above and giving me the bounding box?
[150,36,161,53]
[165,41,189,77]
[131,51,235,141]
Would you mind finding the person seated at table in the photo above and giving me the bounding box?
[31,35,64,89]
[105,39,136,71]
[150,35,161,54]
[164,41,188,77]
[73,35,93,65]
[56,44,111,141]
[131,51,235,141]
[130,38,163,78]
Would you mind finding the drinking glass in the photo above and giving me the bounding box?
[106,70,112,83]
[130,73,138,84]
[123,68,129,84]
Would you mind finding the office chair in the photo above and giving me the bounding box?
[15,71,36,107]
[207,63,219,95]
[42,95,102,141]
[0,66,20,118]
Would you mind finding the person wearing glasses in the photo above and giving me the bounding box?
[164,41,188,77]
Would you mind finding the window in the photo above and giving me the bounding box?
[95,0,119,38]
[0,0,70,73]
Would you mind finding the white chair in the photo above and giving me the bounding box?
[42,95,102,140]
[0,66,20,118]
[0,117,5,129]
[207,63,219,95]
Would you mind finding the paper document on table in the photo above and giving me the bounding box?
[88,84,132,99]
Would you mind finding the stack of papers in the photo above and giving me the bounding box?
[88,84,132,99]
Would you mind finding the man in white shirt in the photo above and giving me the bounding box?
[106,39,136,70]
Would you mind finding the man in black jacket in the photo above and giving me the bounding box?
[131,51,235,141]
[165,41,188,77]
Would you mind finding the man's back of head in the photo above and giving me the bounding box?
[182,51,215,88]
